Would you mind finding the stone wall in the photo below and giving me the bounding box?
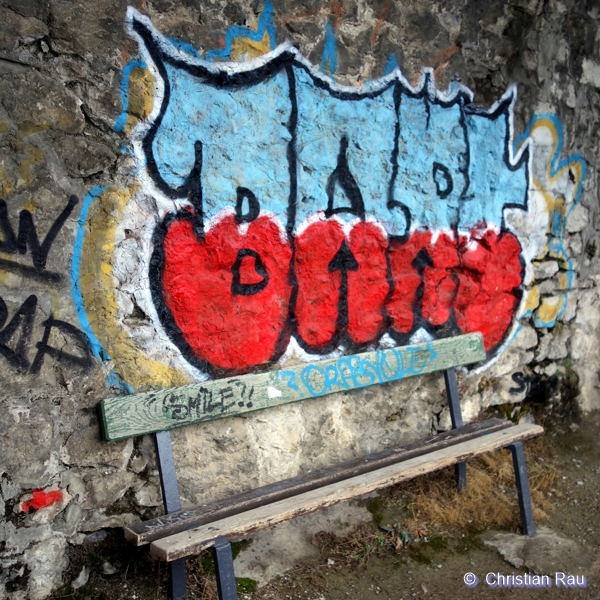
[0,0,599,597]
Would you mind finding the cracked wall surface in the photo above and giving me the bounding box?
[0,0,599,597]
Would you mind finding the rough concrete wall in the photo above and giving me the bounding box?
[0,0,599,597]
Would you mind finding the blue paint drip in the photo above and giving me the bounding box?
[205,0,276,61]
[319,20,337,77]
[383,53,398,76]
[70,186,110,362]
[114,58,146,133]
[514,114,587,327]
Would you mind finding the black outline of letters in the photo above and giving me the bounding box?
[0,195,79,282]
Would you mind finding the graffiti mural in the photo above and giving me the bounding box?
[72,5,586,388]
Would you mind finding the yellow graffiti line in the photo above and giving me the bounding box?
[23,197,37,212]
[531,178,571,278]
[533,177,561,218]
[229,3,272,61]
[524,286,540,314]
[79,186,190,391]
[16,123,49,141]
[557,271,569,289]
[231,30,272,61]
[50,288,61,317]
[0,252,9,286]
[18,144,44,187]
[537,296,561,325]
[524,118,583,207]
[125,66,155,135]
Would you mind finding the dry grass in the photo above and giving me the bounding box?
[306,434,559,573]
[392,435,557,534]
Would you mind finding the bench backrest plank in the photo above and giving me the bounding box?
[100,332,485,441]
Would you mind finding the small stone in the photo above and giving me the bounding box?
[72,566,90,590]
[80,512,140,532]
[83,530,107,544]
[576,481,584,485]
[134,483,162,507]
[102,560,118,575]
[64,427,133,470]
[129,453,148,474]
[533,261,559,280]
[566,203,589,233]
[542,363,557,377]
[581,58,600,89]
[84,471,138,508]
[24,538,68,599]
[569,423,580,432]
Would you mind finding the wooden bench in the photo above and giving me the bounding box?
[100,333,543,600]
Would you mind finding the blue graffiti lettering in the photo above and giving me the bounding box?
[376,348,404,381]
[277,370,299,391]
[129,7,529,237]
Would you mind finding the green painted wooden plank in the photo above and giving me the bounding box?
[100,333,485,441]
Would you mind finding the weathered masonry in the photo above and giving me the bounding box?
[0,1,599,598]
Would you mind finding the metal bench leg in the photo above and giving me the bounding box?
[508,441,536,538]
[155,431,187,599]
[169,559,187,600]
[444,369,466,492]
[454,461,467,492]
[212,537,238,600]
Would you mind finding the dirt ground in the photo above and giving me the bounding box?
[50,410,600,600]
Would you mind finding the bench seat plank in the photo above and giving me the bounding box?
[101,333,485,441]
[127,418,511,545]
[150,422,543,562]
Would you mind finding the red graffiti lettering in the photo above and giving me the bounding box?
[157,214,522,372]
[387,231,428,334]
[294,219,345,350]
[347,221,389,344]
[294,218,389,350]
[160,213,292,372]
[454,227,523,351]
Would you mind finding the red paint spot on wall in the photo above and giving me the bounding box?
[161,213,292,372]
[21,489,63,513]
